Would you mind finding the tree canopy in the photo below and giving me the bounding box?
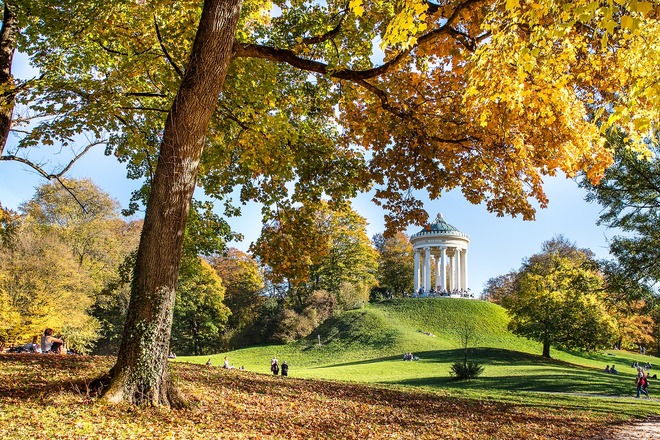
[3,0,659,405]
[3,0,659,225]
[582,132,660,290]
[372,232,414,298]
[501,237,617,357]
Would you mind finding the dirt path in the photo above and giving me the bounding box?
[589,417,660,439]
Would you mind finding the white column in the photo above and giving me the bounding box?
[424,247,431,293]
[434,252,440,290]
[462,249,469,291]
[413,249,420,293]
[439,246,447,292]
[451,250,457,290]
[455,248,462,290]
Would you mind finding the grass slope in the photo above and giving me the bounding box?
[181,299,660,408]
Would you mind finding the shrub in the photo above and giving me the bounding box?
[449,361,484,380]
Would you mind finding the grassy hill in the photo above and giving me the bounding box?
[1,299,657,439]
[180,299,660,407]
[0,354,639,439]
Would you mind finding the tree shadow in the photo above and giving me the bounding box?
[0,353,110,401]
[308,348,636,396]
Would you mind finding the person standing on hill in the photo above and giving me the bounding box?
[271,357,279,375]
[281,361,288,377]
[636,368,650,399]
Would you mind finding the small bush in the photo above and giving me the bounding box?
[449,361,484,380]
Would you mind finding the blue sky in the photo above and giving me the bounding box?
[1,146,615,295]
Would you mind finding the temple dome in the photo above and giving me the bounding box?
[411,213,469,239]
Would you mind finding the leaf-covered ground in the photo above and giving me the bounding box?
[0,354,644,439]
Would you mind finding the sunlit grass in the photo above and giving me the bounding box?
[179,298,660,415]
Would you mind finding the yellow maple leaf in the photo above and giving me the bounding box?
[349,0,364,17]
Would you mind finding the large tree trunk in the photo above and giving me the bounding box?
[102,0,243,406]
[0,1,18,155]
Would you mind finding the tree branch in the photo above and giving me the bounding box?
[154,14,184,78]
[234,0,486,81]
[0,139,106,180]
[301,15,345,45]
[125,92,167,98]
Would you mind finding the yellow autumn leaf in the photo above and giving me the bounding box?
[621,15,634,29]
[633,2,654,15]
[349,0,364,17]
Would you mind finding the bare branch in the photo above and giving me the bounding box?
[0,139,106,180]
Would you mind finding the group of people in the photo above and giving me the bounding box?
[271,357,288,376]
[604,362,656,398]
[402,352,419,361]
[631,361,653,371]
[604,365,619,374]
[414,288,474,299]
[7,329,66,354]
[204,357,245,371]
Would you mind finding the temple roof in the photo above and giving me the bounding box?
[410,213,469,239]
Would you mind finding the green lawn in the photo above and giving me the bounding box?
[177,298,660,416]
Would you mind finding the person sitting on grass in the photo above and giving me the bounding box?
[40,328,65,354]
[604,365,611,373]
[610,365,619,374]
[23,336,41,353]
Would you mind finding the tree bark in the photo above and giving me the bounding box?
[0,0,18,155]
[542,340,551,358]
[102,0,243,406]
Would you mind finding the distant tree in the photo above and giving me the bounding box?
[449,320,484,380]
[502,237,617,358]
[482,271,518,304]
[19,179,138,291]
[310,207,378,309]
[0,203,18,247]
[171,258,230,356]
[253,202,377,312]
[0,223,99,351]
[91,252,135,355]
[373,232,413,298]
[209,248,265,349]
[597,260,657,351]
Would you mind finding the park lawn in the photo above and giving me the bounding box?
[0,353,656,440]
[179,299,660,414]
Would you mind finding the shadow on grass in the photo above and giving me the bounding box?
[312,348,637,396]
[0,353,111,401]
